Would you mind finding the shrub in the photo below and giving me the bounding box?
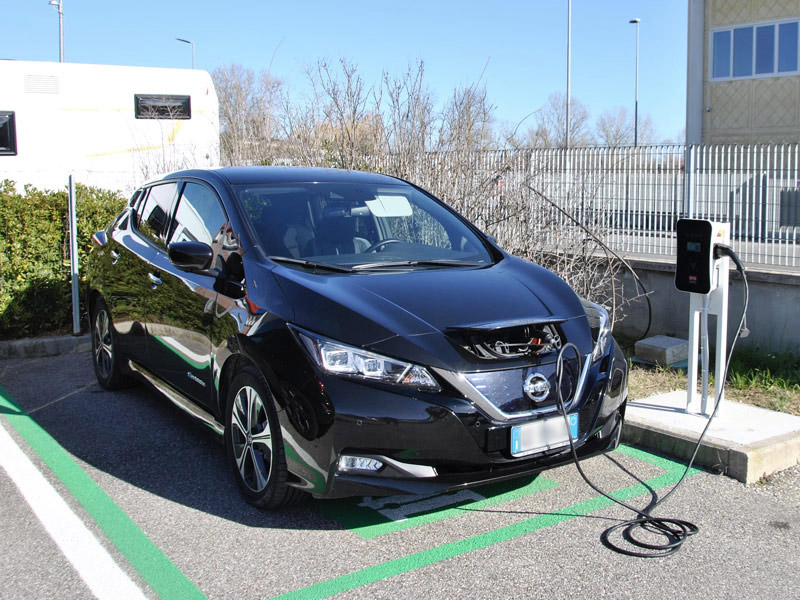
[0,181,126,339]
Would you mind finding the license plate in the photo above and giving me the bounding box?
[510,413,578,457]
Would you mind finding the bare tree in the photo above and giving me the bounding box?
[595,106,658,147]
[438,82,496,152]
[377,61,435,178]
[213,64,282,165]
[528,92,594,149]
[595,106,633,148]
[302,59,382,170]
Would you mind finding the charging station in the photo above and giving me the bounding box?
[675,218,731,416]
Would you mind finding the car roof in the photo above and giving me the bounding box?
[162,166,404,187]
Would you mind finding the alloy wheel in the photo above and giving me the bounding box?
[93,308,113,381]
[230,385,273,493]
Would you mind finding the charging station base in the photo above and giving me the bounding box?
[624,391,800,484]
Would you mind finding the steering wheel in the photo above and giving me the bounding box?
[364,238,402,253]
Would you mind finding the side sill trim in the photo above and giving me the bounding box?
[128,360,224,436]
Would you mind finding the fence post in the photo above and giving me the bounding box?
[685,144,696,217]
[68,175,80,335]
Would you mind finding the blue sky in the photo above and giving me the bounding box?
[3,0,688,142]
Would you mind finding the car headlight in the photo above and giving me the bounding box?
[581,300,612,363]
[292,327,441,392]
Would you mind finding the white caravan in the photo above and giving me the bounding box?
[0,60,219,194]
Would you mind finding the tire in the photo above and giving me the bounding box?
[224,365,305,509]
[90,298,130,390]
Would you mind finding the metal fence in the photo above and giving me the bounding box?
[374,144,800,270]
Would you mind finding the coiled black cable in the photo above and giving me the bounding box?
[555,247,749,557]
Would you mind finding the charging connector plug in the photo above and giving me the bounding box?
[713,243,744,272]
[713,244,749,338]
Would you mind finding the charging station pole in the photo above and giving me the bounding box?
[675,219,730,417]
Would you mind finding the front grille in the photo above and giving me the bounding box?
[463,358,580,416]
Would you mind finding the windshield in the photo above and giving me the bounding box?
[234,181,494,270]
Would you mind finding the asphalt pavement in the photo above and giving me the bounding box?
[0,351,798,600]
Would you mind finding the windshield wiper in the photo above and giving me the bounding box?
[351,259,484,271]
[268,256,353,273]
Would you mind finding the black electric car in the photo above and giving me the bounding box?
[87,167,627,509]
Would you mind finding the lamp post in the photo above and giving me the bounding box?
[176,38,195,69]
[566,0,571,150]
[48,0,64,62]
[629,18,640,147]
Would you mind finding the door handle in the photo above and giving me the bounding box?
[110,250,121,265]
[148,272,163,288]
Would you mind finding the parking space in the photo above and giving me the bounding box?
[1,353,799,600]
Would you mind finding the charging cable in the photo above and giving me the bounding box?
[555,244,749,557]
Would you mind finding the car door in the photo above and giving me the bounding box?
[99,187,171,366]
[144,180,228,410]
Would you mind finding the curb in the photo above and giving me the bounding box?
[0,334,91,360]
[622,392,800,485]
[622,420,800,485]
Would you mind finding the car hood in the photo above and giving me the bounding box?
[266,256,592,371]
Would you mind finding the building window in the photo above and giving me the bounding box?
[755,25,775,74]
[732,27,753,77]
[713,30,732,78]
[779,22,799,72]
[711,19,800,81]
[0,111,16,155]
[134,94,191,120]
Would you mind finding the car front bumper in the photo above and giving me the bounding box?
[272,337,628,499]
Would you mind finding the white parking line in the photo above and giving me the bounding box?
[0,421,147,600]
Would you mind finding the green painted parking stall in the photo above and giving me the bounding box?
[0,380,700,600]
[0,384,205,600]
[315,475,560,539]
[277,446,700,600]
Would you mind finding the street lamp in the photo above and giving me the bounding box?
[176,38,195,69]
[48,0,64,63]
[566,0,571,149]
[629,18,640,147]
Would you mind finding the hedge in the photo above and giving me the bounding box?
[0,180,127,340]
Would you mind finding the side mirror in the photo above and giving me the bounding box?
[168,241,213,271]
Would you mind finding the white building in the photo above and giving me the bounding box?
[0,60,219,194]
[687,0,800,144]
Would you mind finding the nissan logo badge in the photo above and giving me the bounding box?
[523,373,550,402]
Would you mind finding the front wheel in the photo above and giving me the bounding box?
[224,366,305,509]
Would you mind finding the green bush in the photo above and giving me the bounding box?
[0,180,126,339]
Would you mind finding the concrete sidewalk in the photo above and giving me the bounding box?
[622,390,800,484]
[3,334,799,485]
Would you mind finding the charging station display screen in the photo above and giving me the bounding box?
[675,219,713,294]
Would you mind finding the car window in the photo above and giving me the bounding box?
[234,182,493,267]
[380,201,452,250]
[169,182,227,247]
[137,182,177,247]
